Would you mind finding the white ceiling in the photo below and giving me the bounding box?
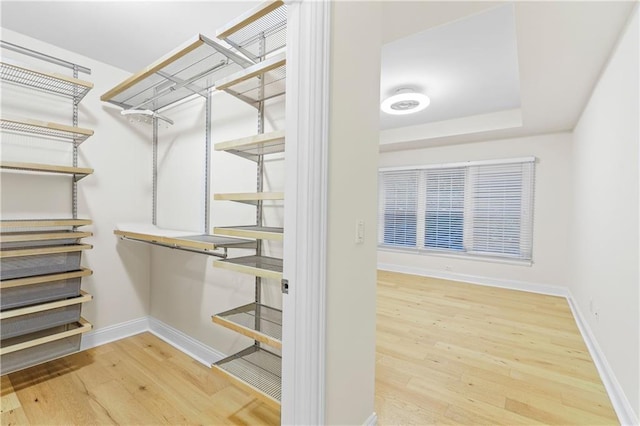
[0,1,636,150]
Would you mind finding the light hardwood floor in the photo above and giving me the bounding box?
[375,270,618,425]
[2,271,618,425]
[1,333,279,425]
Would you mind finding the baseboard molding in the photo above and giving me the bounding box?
[567,294,639,426]
[378,262,638,425]
[363,412,378,426]
[148,317,226,367]
[378,263,569,297]
[80,316,149,350]
[80,315,225,368]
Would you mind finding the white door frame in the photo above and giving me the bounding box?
[281,0,332,424]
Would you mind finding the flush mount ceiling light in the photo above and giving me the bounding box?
[381,88,430,115]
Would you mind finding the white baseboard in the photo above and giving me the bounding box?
[567,294,639,426]
[363,412,378,426]
[378,263,569,297]
[80,316,149,350]
[379,262,638,425]
[148,317,226,367]
[80,315,225,368]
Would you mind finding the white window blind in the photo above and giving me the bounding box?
[378,158,535,261]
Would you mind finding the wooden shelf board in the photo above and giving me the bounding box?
[216,53,286,91]
[213,226,283,241]
[0,291,92,320]
[213,255,282,280]
[1,118,94,143]
[0,231,92,243]
[0,268,92,289]
[0,243,92,259]
[217,0,284,40]
[114,229,253,251]
[212,303,282,349]
[214,129,285,153]
[0,219,92,229]
[1,161,93,178]
[1,61,93,89]
[214,192,284,202]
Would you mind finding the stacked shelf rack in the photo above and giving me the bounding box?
[0,41,94,375]
[99,0,288,409]
[210,0,287,410]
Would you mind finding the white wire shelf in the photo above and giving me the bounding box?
[1,118,94,144]
[213,255,283,280]
[0,61,93,102]
[0,161,93,181]
[213,225,283,241]
[216,0,287,62]
[0,231,92,244]
[214,192,284,205]
[100,34,252,111]
[212,302,282,349]
[216,53,286,106]
[214,129,285,161]
[0,219,92,229]
[211,345,281,409]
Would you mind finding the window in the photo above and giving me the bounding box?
[378,158,535,261]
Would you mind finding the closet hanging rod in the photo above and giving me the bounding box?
[1,40,91,74]
[116,235,228,258]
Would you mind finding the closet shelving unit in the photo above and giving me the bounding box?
[0,41,94,375]
[101,34,257,257]
[209,0,286,410]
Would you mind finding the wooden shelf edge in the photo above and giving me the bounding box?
[212,259,283,280]
[0,231,92,243]
[0,219,92,228]
[212,315,282,349]
[217,0,284,40]
[214,129,285,152]
[0,291,92,320]
[0,61,93,89]
[1,118,94,137]
[214,192,284,201]
[101,34,206,102]
[216,52,286,91]
[211,364,281,409]
[114,229,217,251]
[0,268,93,289]
[0,161,93,176]
[0,317,92,356]
[213,227,283,241]
[0,243,93,259]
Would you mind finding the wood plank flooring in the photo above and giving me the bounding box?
[1,333,280,425]
[375,270,618,425]
[2,271,617,425]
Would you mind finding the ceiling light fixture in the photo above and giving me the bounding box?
[381,88,430,115]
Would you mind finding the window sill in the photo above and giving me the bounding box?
[378,245,533,267]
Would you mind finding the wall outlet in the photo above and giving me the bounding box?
[355,220,365,244]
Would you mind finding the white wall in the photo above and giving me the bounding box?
[570,6,639,422]
[378,132,573,293]
[324,2,382,424]
[0,28,152,329]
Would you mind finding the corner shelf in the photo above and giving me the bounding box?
[0,161,93,181]
[216,0,287,61]
[211,345,281,409]
[1,118,94,144]
[0,231,92,243]
[212,302,282,349]
[213,255,282,280]
[213,225,283,241]
[100,34,252,111]
[216,53,286,106]
[0,219,92,229]
[214,192,284,205]
[214,129,285,161]
[0,61,93,102]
